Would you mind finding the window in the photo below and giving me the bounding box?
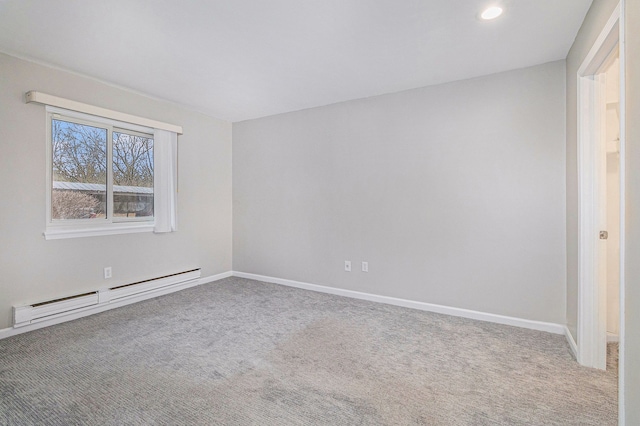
[26,92,179,239]
[112,129,154,219]
[51,118,109,220]
[45,107,173,239]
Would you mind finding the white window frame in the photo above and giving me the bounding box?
[45,106,156,239]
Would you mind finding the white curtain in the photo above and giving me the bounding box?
[153,129,178,233]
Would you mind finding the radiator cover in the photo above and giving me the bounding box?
[13,269,201,327]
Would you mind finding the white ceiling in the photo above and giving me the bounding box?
[0,0,592,122]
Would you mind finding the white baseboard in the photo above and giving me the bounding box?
[0,270,568,341]
[607,332,619,343]
[232,271,566,335]
[563,328,617,363]
[0,271,233,340]
[565,326,579,360]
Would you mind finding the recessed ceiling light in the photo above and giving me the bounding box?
[481,6,503,20]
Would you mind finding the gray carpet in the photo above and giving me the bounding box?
[0,277,617,425]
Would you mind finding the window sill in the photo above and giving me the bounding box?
[44,223,155,240]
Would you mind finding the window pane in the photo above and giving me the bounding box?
[51,119,107,220]
[112,131,154,218]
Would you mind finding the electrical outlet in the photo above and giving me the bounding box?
[104,267,112,279]
[362,261,369,272]
[345,261,351,272]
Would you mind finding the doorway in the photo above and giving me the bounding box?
[602,52,621,367]
[576,4,623,372]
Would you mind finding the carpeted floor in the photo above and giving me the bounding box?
[0,277,617,425]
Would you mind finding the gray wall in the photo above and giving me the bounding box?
[233,61,567,324]
[624,0,640,422]
[0,53,233,330]
[565,0,619,344]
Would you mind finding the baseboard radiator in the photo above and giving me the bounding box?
[13,269,201,327]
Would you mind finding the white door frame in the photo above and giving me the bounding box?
[576,2,623,371]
